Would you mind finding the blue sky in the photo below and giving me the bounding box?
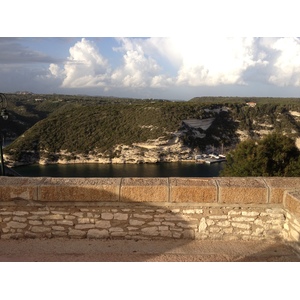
[1,2,300,100]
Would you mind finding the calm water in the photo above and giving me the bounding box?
[13,162,225,178]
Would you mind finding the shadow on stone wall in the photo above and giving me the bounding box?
[1,177,300,261]
[0,177,196,261]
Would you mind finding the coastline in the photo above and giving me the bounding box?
[11,159,196,168]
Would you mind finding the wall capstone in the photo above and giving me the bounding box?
[0,177,299,253]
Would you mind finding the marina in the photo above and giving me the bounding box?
[195,154,227,164]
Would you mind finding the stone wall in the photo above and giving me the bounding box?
[0,204,285,240]
[283,190,300,251]
[0,177,300,246]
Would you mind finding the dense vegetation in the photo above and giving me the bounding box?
[4,100,238,160]
[2,93,166,140]
[220,133,300,176]
[3,93,300,169]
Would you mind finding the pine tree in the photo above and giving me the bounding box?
[220,133,300,176]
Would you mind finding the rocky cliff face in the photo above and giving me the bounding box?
[5,134,195,166]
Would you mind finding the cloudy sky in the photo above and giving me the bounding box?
[1,2,300,101]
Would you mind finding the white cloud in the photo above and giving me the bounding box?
[144,37,183,68]
[48,37,279,92]
[150,75,174,88]
[52,38,111,88]
[267,37,300,86]
[49,63,61,77]
[45,37,300,97]
[167,37,263,86]
[137,37,271,87]
[50,37,172,90]
[111,38,167,88]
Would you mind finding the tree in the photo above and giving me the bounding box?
[284,156,300,176]
[220,133,300,176]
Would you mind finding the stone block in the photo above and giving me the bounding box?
[52,226,65,231]
[149,221,161,226]
[120,178,168,202]
[13,211,29,216]
[7,221,27,229]
[217,220,230,227]
[209,227,221,233]
[24,232,37,238]
[232,222,251,230]
[198,217,207,232]
[12,216,27,222]
[160,231,173,237]
[170,178,217,203]
[30,226,51,233]
[95,220,111,228]
[87,229,109,238]
[1,233,13,239]
[57,220,74,226]
[217,178,268,204]
[73,212,84,217]
[41,214,64,220]
[0,177,41,202]
[111,232,127,237]
[173,232,182,238]
[232,217,255,222]
[43,221,55,226]
[228,210,242,216]
[206,219,215,226]
[39,178,121,202]
[284,191,300,217]
[264,178,300,204]
[183,209,203,214]
[78,218,91,224]
[101,213,113,220]
[129,219,145,226]
[241,211,259,217]
[0,212,12,216]
[209,215,228,220]
[114,213,128,221]
[68,229,86,237]
[75,224,95,230]
[158,226,168,231]
[141,226,159,236]
[32,211,50,215]
[109,227,124,232]
[133,213,152,219]
[52,231,67,237]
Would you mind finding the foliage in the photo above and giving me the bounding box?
[4,93,300,167]
[4,98,239,161]
[220,133,300,176]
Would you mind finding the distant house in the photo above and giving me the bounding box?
[246,102,256,107]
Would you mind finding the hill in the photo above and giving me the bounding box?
[2,93,168,141]
[3,95,300,165]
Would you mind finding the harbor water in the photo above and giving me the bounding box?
[13,162,225,178]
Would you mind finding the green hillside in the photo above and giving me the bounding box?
[2,93,169,140]
[4,100,235,159]
[3,94,300,165]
